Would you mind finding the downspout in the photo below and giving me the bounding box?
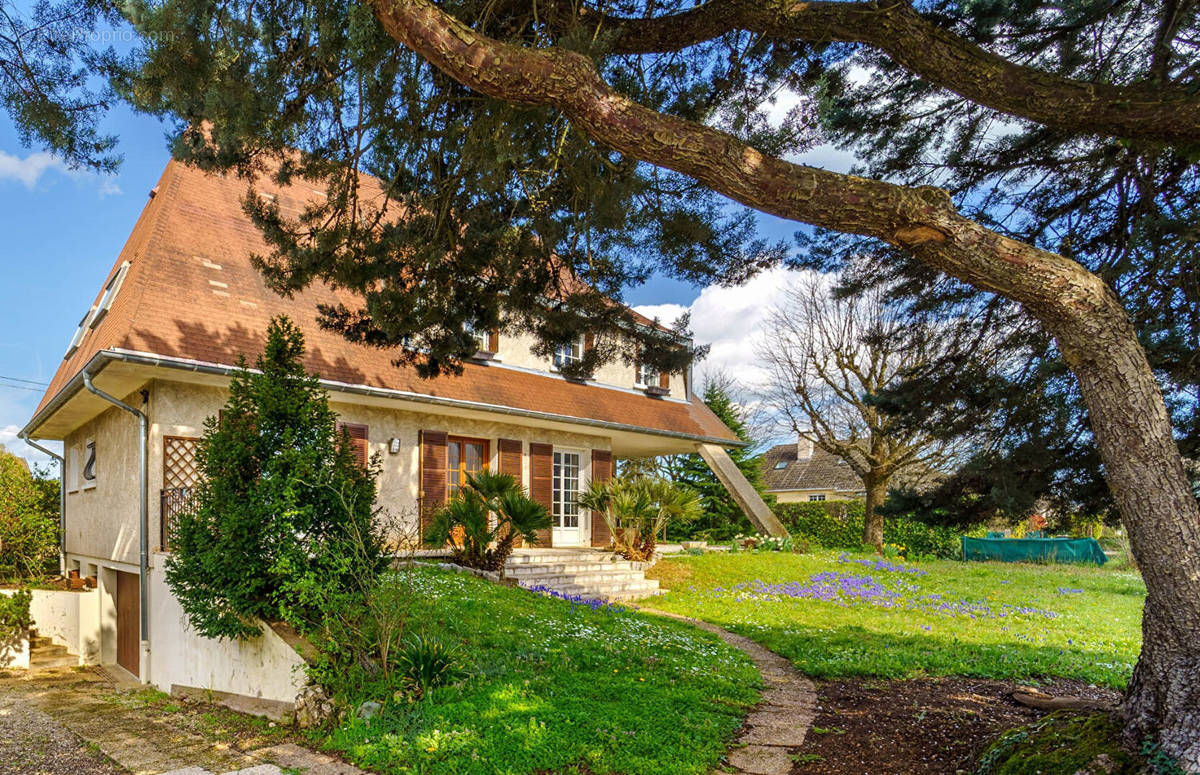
[82,371,149,681]
[18,434,65,574]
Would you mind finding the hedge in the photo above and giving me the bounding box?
[774,501,965,559]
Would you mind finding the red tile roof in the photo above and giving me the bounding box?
[32,159,738,444]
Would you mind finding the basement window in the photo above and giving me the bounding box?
[90,261,131,328]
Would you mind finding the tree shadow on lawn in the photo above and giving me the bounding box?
[727,623,1134,688]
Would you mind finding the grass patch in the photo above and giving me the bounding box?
[322,567,760,775]
[647,551,1144,688]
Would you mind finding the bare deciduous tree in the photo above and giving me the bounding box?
[760,276,961,551]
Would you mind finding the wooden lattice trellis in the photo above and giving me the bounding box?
[163,436,200,489]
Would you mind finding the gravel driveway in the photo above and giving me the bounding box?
[0,679,125,775]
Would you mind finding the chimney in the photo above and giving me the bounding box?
[797,437,814,460]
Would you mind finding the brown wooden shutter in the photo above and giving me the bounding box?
[529,442,554,547]
[336,422,370,467]
[590,449,614,548]
[420,430,448,544]
[658,370,670,389]
[497,438,523,484]
[584,332,595,352]
[488,330,500,353]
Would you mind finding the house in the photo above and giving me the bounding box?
[18,158,775,698]
[760,439,866,503]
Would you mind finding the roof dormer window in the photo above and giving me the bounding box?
[91,261,131,328]
[552,336,584,370]
[64,306,98,358]
[773,460,788,470]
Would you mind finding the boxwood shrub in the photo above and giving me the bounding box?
[774,501,965,559]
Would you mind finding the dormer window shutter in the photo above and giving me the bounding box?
[584,332,595,352]
[488,330,500,353]
[658,371,670,389]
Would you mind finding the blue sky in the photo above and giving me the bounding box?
[0,98,841,468]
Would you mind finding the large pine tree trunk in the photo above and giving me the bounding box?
[862,476,887,553]
[1054,295,1200,769]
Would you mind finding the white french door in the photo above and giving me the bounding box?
[551,449,588,546]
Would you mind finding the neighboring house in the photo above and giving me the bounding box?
[19,158,765,693]
[761,439,866,503]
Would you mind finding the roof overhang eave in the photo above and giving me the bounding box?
[23,349,746,449]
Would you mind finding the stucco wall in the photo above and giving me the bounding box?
[773,489,862,504]
[495,330,681,399]
[147,554,306,705]
[63,390,145,566]
[146,379,612,541]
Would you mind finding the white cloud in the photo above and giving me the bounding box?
[635,266,822,391]
[0,149,120,195]
[0,150,70,187]
[0,423,61,473]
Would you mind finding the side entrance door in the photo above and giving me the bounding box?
[551,449,589,546]
[115,571,139,677]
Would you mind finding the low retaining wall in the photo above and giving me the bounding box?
[147,553,307,713]
[1,586,100,667]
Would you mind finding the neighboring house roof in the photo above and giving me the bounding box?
[760,442,863,493]
[27,159,738,445]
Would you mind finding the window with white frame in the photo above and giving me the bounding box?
[552,336,584,370]
[552,450,582,527]
[81,439,97,488]
[91,261,130,328]
[464,323,490,354]
[808,493,826,502]
[636,361,659,387]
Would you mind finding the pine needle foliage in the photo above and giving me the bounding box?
[165,316,383,640]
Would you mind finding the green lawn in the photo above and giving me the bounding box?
[647,551,1145,689]
[321,567,760,775]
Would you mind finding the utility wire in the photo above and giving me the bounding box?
[0,374,49,386]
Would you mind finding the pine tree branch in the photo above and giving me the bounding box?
[367,0,1119,340]
[554,0,1200,144]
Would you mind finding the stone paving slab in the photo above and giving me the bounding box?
[638,608,817,775]
[7,668,365,775]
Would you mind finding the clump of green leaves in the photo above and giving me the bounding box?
[165,316,384,640]
[580,475,702,561]
[0,589,32,645]
[393,633,468,701]
[425,471,551,572]
[0,449,59,583]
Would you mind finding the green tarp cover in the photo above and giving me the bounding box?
[961,536,1108,565]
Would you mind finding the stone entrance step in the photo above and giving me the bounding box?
[28,629,77,670]
[504,550,661,602]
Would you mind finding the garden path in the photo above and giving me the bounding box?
[639,607,818,775]
[0,668,362,775]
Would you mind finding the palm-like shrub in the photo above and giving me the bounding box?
[579,476,702,561]
[425,471,551,571]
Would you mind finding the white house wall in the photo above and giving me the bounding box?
[147,554,307,707]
